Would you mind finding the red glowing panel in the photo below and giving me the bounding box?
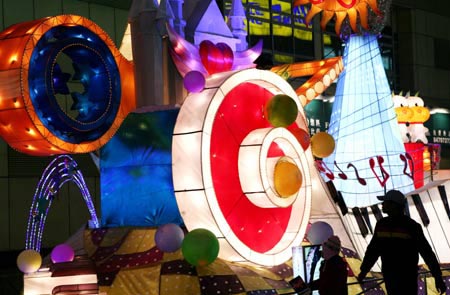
[210,82,302,252]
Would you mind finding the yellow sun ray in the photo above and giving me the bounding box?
[320,10,336,30]
[355,3,369,29]
[347,8,358,32]
[304,5,323,25]
[334,11,348,35]
[366,0,380,14]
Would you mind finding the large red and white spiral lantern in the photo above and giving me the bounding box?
[172,69,314,266]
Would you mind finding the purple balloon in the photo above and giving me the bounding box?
[51,243,75,263]
[155,223,185,253]
[183,71,206,93]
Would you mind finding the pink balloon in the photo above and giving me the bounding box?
[184,71,206,93]
[51,244,75,263]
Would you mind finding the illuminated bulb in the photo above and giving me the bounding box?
[298,95,307,106]
[314,81,324,94]
[174,42,183,54]
[323,74,331,86]
[423,147,431,171]
[306,88,316,101]
[27,128,35,136]
[10,55,17,64]
[329,69,336,80]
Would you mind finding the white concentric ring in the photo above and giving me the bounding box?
[173,69,313,266]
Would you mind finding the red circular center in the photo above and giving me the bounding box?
[210,82,301,252]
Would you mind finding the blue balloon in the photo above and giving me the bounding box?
[155,223,185,252]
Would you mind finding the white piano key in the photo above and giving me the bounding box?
[419,187,450,262]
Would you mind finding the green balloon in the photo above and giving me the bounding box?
[265,94,298,127]
[181,228,219,267]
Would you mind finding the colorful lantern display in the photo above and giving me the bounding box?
[173,69,313,266]
[0,15,135,156]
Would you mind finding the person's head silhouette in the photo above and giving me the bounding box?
[377,189,406,216]
[322,235,341,260]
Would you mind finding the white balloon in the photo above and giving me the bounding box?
[17,249,42,273]
[306,221,334,245]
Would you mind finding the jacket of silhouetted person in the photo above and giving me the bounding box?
[309,235,348,295]
[358,190,447,295]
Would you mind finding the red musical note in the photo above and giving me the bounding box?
[315,160,334,180]
[334,161,348,180]
[399,153,414,180]
[347,163,367,185]
[369,156,390,187]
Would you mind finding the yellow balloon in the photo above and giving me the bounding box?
[17,249,42,273]
[274,158,302,197]
[311,132,335,158]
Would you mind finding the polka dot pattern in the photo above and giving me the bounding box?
[199,275,245,294]
[96,247,163,274]
[160,259,197,276]
[83,228,449,294]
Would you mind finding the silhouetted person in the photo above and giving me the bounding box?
[309,235,348,295]
[357,190,447,294]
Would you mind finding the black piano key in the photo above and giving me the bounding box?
[352,207,369,237]
[325,181,348,216]
[336,191,348,216]
[370,204,383,221]
[438,185,450,220]
[360,207,373,234]
[411,194,430,226]
[326,181,338,203]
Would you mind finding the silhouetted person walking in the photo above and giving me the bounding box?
[357,190,447,294]
[309,235,348,295]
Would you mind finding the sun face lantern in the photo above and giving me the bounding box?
[293,0,381,35]
[172,69,314,266]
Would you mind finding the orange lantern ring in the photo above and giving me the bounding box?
[0,15,135,156]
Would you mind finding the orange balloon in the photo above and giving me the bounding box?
[274,158,302,197]
[311,132,335,158]
[290,128,311,150]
